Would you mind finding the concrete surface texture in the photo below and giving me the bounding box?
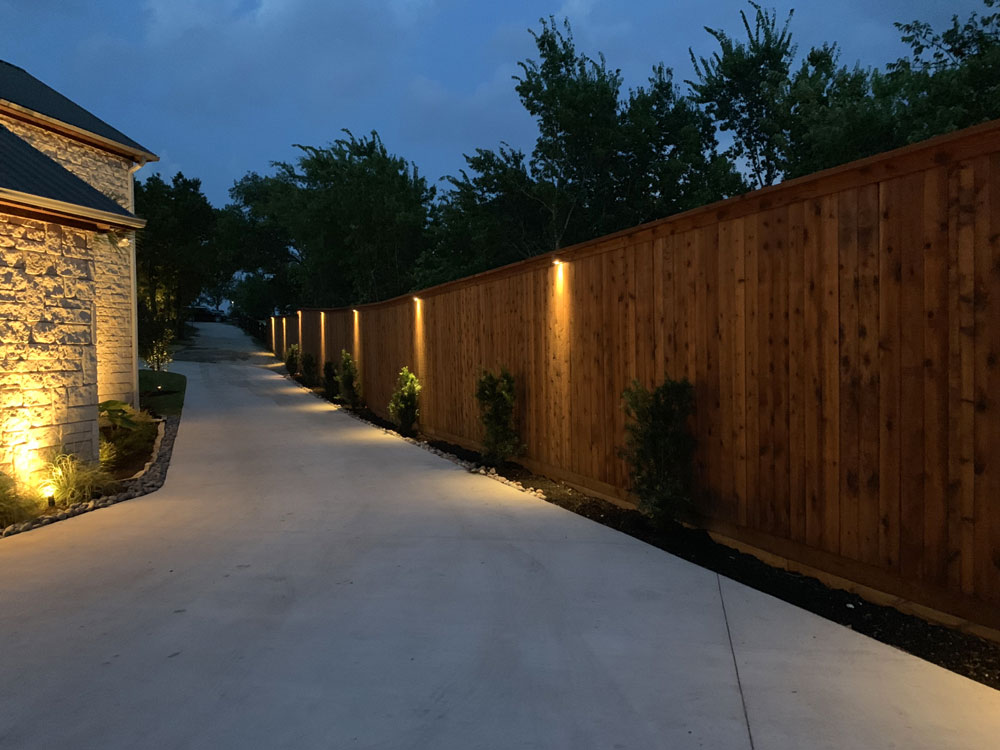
[0,322,997,750]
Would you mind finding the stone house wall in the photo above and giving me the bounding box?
[0,113,139,406]
[0,213,100,479]
[0,114,133,209]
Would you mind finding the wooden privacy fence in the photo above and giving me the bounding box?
[271,120,1000,631]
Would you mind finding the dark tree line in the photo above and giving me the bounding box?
[135,0,1000,336]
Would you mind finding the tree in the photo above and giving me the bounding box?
[688,2,796,188]
[134,172,218,345]
[420,17,743,287]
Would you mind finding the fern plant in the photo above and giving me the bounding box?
[620,378,696,523]
[388,366,421,436]
[475,368,522,466]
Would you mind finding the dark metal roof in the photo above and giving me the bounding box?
[0,59,154,159]
[0,124,136,220]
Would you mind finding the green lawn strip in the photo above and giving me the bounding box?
[138,369,187,416]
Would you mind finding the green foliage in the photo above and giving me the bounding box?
[134,172,219,342]
[323,360,339,399]
[336,349,361,407]
[43,453,118,507]
[690,1,1000,184]
[142,329,174,372]
[99,438,119,470]
[0,471,36,527]
[99,400,138,430]
[418,18,742,287]
[620,379,696,523]
[284,344,300,376]
[388,366,421,436]
[688,2,796,188]
[300,352,319,387]
[475,368,523,466]
[99,403,157,469]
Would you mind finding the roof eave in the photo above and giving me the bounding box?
[0,99,159,165]
[0,187,146,230]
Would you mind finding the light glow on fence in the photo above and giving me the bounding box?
[353,309,361,368]
[414,296,425,383]
[320,312,327,369]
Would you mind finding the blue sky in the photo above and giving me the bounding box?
[0,0,986,205]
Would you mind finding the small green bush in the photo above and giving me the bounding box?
[475,368,522,466]
[300,352,319,387]
[620,378,696,523]
[323,360,339,399]
[336,349,361,407]
[43,453,118,506]
[388,366,421,436]
[285,344,300,376]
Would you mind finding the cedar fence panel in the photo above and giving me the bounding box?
[270,120,1000,630]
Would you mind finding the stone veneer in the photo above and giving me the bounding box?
[0,114,141,480]
[0,113,138,406]
[0,214,100,477]
[0,113,133,208]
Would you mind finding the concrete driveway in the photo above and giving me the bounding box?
[1,323,997,749]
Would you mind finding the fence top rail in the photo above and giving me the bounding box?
[275,116,1000,319]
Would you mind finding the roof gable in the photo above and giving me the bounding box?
[0,60,155,161]
[0,124,143,228]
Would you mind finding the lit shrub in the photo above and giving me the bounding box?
[475,368,522,466]
[620,378,696,523]
[43,453,118,506]
[323,360,339,399]
[284,344,300,376]
[300,352,319,387]
[143,332,174,372]
[388,366,421,436]
[336,349,361,407]
[99,438,119,470]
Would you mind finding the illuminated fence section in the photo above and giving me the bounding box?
[272,120,1000,631]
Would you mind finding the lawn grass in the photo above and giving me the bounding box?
[138,369,187,416]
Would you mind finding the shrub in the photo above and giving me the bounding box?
[143,331,174,372]
[388,366,421,436]
[0,472,36,527]
[99,401,157,468]
[336,349,361,407]
[475,368,522,466]
[620,378,696,523]
[300,352,319,387]
[42,453,118,506]
[323,360,339,399]
[99,438,119,469]
[284,344,300,376]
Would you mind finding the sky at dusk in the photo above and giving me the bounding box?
[0,0,987,206]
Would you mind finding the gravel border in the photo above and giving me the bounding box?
[0,415,181,540]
